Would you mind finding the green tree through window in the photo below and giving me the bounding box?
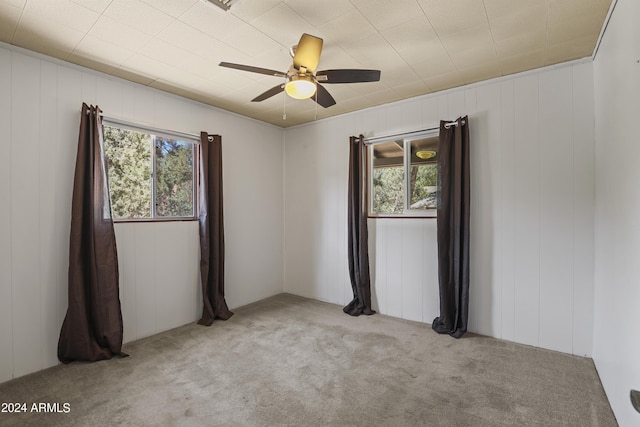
[103,125,196,220]
[155,138,194,218]
[104,126,152,219]
[373,166,404,214]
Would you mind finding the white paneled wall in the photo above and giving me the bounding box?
[0,44,284,383]
[368,219,439,323]
[592,0,640,424]
[114,222,200,344]
[284,61,595,357]
[0,47,12,383]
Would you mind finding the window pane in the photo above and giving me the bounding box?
[372,140,404,214]
[154,137,194,218]
[104,126,152,219]
[409,137,438,210]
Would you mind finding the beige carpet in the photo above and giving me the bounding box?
[0,294,616,426]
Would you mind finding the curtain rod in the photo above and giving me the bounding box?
[362,120,465,145]
[88,111,212,142]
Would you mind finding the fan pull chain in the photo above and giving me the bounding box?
[282,86,287,120]
[314,87,318,120]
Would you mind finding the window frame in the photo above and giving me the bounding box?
[102,120,199,223]
[367,129,439,219]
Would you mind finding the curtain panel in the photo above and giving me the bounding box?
[58,103,127,363]
[432,116,470,338]
[197,132,233,326]
[344,135,375,316]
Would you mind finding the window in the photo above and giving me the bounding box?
[103,123,197,221]
[368,131,439,216]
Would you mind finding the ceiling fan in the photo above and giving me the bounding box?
[219,33,381,108]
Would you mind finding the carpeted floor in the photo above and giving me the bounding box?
[0,293,616,426]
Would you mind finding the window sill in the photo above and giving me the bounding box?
[113,217,198,224]
[368,215,436,219]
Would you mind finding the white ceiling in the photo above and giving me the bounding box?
[0,0,612,127]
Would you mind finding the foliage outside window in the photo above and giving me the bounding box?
[103,124,196,221]
[369,133,438,216]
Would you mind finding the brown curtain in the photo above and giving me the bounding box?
[432,116,470,338]
[344,135,375,316]
[58,103,127,363]
[198,132,233,326]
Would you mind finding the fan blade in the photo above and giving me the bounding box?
[251,84,285,102]
[316,69,381,83]
[293,34,323,73]
[313,84,336,108]
[219,62,287,78]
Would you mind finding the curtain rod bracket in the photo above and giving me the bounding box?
[443,119,466,129]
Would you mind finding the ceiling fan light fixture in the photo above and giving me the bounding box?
[285,75,317,100]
